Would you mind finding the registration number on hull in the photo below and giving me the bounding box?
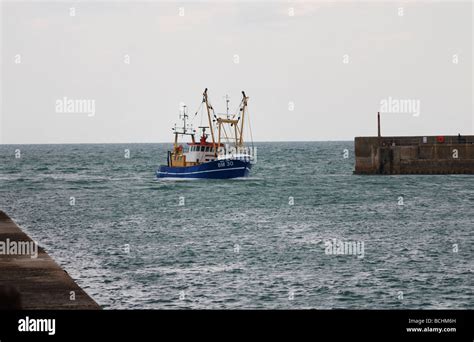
[217,160,234,168]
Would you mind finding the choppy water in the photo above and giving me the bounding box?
[0,142,472,309]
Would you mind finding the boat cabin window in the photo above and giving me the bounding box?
[190,145,214,152]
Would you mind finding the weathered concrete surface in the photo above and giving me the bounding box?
[354,135,474,174]
[0,211,100,309]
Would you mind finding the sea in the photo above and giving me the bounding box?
[0,142,472,309]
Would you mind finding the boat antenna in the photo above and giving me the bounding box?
[180,104,188,134]
[225,94,230,119]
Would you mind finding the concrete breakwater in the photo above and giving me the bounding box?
[354,135,474,174]
[0,211,100,309]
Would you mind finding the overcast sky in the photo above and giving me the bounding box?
[1,1,472,143]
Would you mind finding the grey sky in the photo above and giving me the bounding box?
[1,1,472,143]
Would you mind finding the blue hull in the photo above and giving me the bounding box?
[156,159,252,179]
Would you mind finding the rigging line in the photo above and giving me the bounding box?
[191,101,203,126]
[235,124,241,136]
[235,99,244,120]
[193,101,202,116]
[199,101,204,127]
[222,122,230,141]
[224,123,235,146]
[247,109,254,149]
[232,99,243,120]
[208,99,218,120]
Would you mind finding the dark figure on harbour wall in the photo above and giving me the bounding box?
[0,284,23,310]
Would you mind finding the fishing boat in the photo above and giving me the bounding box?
[156,88,254,179]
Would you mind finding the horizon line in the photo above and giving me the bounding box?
[0,139,358,145]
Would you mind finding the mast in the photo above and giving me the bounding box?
[173,123,178,149]
[203,88,217,152]
[173,105,195,148]
[225,94,230,119]
[182,105,188,134]
[239,91,248,146]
